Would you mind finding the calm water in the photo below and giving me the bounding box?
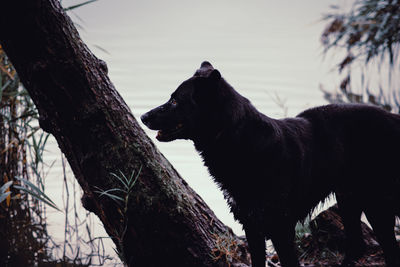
[43,0,346,264]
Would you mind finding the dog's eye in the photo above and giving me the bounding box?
[171,99,177,105]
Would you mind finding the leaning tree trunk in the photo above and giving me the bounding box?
[0,1,249,266]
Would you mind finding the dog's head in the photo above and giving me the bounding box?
[141,61,222,142]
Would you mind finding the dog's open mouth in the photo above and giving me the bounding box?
[156,123,184,142]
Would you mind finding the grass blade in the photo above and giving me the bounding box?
[0,181,13,194]
[110,172,129,190]
[97,191,124,203]
[0,191,11,204]
[14,185,61,211]
[15,177,60,211]
[64,0,98,11]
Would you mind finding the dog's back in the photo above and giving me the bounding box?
[298,104,400,194]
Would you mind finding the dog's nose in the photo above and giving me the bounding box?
[140,113,149,125]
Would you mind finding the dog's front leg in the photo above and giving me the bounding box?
[244,224,266,267]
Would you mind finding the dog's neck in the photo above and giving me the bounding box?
[192,82,281,152]
[193,103,279,153]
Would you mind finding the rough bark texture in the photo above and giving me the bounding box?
[0,1,250,266]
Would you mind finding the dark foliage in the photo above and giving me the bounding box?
[321,0,400,111]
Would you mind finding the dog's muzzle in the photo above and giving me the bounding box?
[140,113,151,127]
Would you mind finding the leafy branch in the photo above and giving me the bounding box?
[14,176,61,211]
[321,0,400,111]
[95,166,142,263]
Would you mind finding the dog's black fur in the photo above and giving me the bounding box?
[141,62,400,267]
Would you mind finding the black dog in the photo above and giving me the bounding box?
[141,62,400,267]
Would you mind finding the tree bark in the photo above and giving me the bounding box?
[0,1,250,266]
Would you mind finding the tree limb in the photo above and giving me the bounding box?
[0,1,250,266]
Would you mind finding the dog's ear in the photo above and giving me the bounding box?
[192,69,221,105]
[200,61,213,69]
[194,61,214,77]
[208,69,221,82]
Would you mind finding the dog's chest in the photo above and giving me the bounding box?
[200,143,271,187]
[202,145,245,173]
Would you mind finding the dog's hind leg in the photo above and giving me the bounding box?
[244,225,266,267]
[364,206,400,267]
[269,221,300,267]
[336,194,365,266]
